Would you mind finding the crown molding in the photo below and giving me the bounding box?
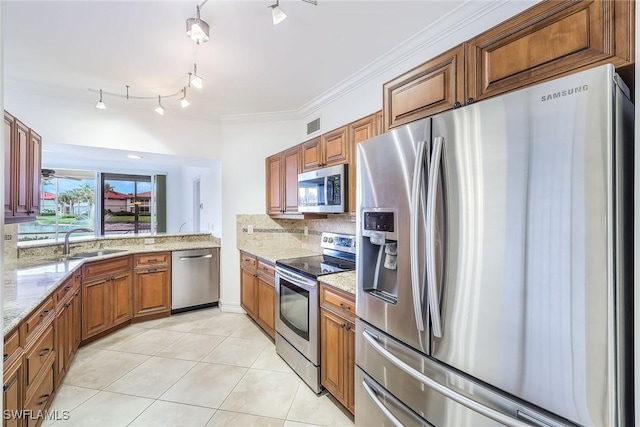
[219,109,301,125]
[221,0,521,125]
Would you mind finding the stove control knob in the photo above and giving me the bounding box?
[328,237,334,243]
[322,237,328,242]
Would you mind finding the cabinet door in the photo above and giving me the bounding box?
[72,288,82,351]
[320,308,347,404]
[266,153,283,215]
[13,120,29,216]
[28,131,42,216]
[383,44,465,132]
[54,305,68,383]
[256,276,275,338]
[240,268,258,319]
[82,278,111,339]
[112,273,133,326]
[345,319,355,414]
[300,137,322,172]
[322,126,349,167]
[348,114,378,214]
[466,0,634,101]
[4,113,14,218]
[2,359,22,427]
[283,146,300,213]
[133,268,171,317]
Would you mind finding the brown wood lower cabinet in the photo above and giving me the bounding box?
[133,252,171,319]
[81,256,133,341]
[320,284,355,414]
[54,276,81,387]
[3,357,23,427]
[239,252,276,339]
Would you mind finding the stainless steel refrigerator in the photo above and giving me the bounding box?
[355,64,634,427]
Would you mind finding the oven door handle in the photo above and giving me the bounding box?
[275,267,317,289]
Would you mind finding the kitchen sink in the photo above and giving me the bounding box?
[68,249,128,259]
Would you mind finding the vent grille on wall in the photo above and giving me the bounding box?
[307,117,321,135]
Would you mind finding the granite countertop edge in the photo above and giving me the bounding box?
[237,246,321,265]
[4,241,222,336]
[318,271,356,295]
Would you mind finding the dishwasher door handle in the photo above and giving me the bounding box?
[180,254,213,260]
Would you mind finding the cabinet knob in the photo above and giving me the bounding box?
[37,394,51,405]
[3,353,8,361]
[339,303,351,310]
[27,210,35,215]
[453,101,462,109]
[64,286,71,291]
[466,98,475,105]
[39,348,51,357]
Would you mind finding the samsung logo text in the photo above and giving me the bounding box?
[541,85,589,102]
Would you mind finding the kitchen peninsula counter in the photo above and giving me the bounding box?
[4,240,221,336]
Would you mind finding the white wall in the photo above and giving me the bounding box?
[218,120,299,310]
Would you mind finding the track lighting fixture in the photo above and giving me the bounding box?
[181,87,191,108]
[269,0,287,25]
[95,89,106,109]
[155,95,165,115]
[191,64,203,89]
[186,0,210,44]
[268,0,317,25]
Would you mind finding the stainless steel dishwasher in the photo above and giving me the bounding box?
[171,247,220,313]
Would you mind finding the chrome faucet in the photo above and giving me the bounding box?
[63,228,93,255]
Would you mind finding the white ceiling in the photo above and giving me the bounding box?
[3,0,467,122]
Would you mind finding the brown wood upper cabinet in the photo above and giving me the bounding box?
[301,126,349,172]
[347,112,381,214]
[466,0,633,101]
[4,111,43,223]
[383,44,465,132]
[266,145,300,216]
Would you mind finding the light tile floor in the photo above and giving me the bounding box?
[43,308,354,427]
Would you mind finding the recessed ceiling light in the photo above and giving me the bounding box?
[127,155,143,160]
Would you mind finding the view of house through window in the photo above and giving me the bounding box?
[18,170,96,242]
[101,173,153,235]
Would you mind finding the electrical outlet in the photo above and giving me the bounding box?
[247,225,254,234]
[303,226,308,236]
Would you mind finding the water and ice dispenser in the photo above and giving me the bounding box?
[360,209,398,304]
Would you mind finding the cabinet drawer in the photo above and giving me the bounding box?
[240,252,257,271]
[257,260,275,281]
[82,255,132,279]
[320,285,355,320]
[22,297,54,343]
[54,277,76,307]
[134,252,170,268]
[4,329,21,365]
[25,323,54,389]
[25,362,54,427]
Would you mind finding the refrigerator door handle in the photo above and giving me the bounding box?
[410,140,427,332]
[426,136,444,337]
[362,329,531,427]
[361,380,405,427]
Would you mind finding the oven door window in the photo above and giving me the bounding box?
[279,279,310,341]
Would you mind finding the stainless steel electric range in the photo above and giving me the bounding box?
[274,232,356,393]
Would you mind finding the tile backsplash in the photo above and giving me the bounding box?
[3,224,18,262]
[236,214,356,253]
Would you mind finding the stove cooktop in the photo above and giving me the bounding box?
[276,254,355,279]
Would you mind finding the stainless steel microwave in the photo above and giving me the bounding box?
[297,164,345,213]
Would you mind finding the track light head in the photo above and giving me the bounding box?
[186,4,210,44]
[181,87,191,108]
[95,89,106,109]
[155,95,165,115]
[269,1,287,25]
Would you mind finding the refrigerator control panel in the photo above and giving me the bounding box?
[364,211,394,232]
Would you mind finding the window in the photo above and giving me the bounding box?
[101,173,153,236]
[18,170,96,243]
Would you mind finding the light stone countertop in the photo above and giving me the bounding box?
[237,246,320,265]
[319,271,356,295]
[4,241,221,336]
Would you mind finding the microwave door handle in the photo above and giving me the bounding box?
[426,137,444,338]
[410,140,427,332]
